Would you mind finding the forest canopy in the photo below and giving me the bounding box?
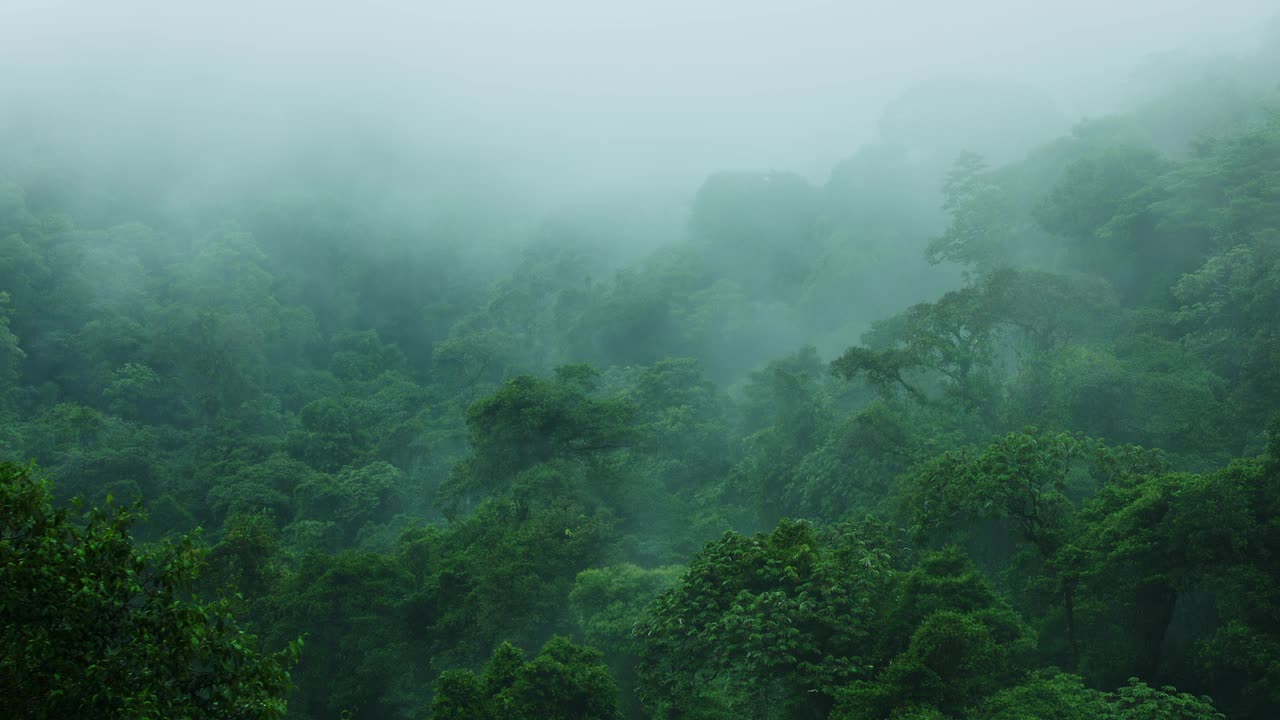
[3,3,1280,719]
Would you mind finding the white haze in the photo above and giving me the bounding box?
[1,0,1275,211]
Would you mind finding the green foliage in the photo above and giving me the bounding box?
[1173,230,1280,431]
[440,371,634,513]
[0,291,24,407]
[328,329,406,382]
[833,548,1032,720]
[431,670,490,720]
[1109,678,1225,720]
[636,519,896,719]
[927,152,1016,273]
[0,462,297,719]
[207,451,313,524]
[288,396,371,472]
[430,637,621,720]
[571,564,683,658]
[295,461,403,539]
[1034,144,1172,293]
[1,43,1276,720]
[977,670,1112,720]
[571,564,683,719]
[266,550,414,719]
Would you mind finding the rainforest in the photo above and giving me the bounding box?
[3,2,1280,719]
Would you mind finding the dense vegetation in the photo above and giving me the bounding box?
[3,32,1280,720]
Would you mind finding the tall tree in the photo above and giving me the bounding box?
[0,462,298,719]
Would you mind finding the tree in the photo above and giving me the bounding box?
[1074,432,1280,713]
[570,564,683,719]
[430,637,621,720]
[265,550,413,719]
[635,519,895,720]
[927,152,1016,273]
[832,278,1004,420]
[286,396,372,472]
[722,348,835,527]
[328,329,406,383]
[978,671,1224,720]
[902,431,1166,671]
[294,461,403,541]
[0,462,298,719]
[0,291,23,411]
[1033,144,1171,297]
[622,357,732,493]
[439,370,633,514]
[1173,231,1280,432]
[570,564,683,659]
[1108,678,1225,720]
[832,548,1032,720]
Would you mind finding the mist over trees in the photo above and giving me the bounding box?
[3,2,1280,719]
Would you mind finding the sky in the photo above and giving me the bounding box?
[1,0,1276,202]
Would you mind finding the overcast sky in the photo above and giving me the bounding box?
[1,0,1275,199]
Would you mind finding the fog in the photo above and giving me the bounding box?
[2,0,1275,210]
[7,4,1280,719]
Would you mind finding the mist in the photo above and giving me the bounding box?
[3,0,1274,208]
[4,2,1280,720]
